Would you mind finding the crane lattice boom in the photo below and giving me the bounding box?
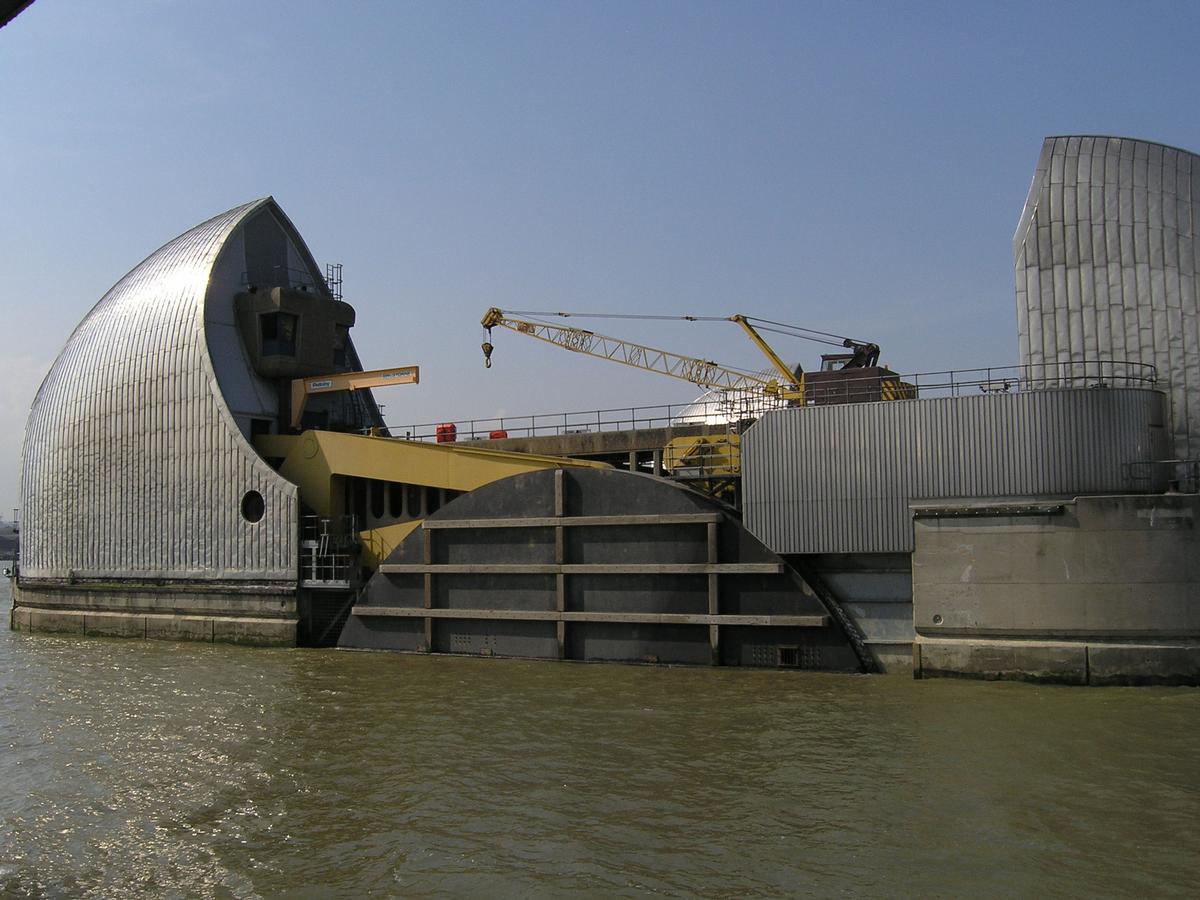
[480,308,800,398]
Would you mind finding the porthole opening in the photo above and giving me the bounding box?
[241,490,265,523]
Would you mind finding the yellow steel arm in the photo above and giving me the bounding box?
[480,308,801,399]
[728,314,803,390]
[256,430,607,519]
[290,365,419,428]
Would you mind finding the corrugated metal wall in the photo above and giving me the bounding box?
[742,389,1165,554]
[20,200,299,582]
[1014,135,1200,460]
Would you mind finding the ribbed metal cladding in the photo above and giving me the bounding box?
[1014,135,1200,460]
[742,390,1166,555]
[20,200,299,582]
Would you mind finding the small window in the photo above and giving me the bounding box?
[241,490,265,523]
[261,312,298,356]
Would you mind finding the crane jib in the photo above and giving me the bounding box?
[483,308,827,400]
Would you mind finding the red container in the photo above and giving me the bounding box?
[489,430,509,440]
[435,423,457,443]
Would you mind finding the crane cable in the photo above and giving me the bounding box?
[498,309,867,348]
[483,312,787,380]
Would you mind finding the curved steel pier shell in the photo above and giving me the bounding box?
[1014,136,1200,461]
[15,199,361,642]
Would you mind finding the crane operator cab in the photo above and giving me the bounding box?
[808,339,913,405]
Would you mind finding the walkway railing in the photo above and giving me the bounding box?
[388,399,747,443]
[898,359,1157,398]
[300,515,359,589]
[387,359,1158,443]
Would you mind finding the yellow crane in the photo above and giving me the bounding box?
[480,308,808,402]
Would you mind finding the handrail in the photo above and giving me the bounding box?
[387,359,1159,442]
[896,359,1156,396]
[390,399,745,442]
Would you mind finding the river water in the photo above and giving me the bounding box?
[1,573,1197,898]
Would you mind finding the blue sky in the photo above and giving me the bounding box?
[3,0,1200,516]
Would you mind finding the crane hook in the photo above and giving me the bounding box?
[482,340,494,368]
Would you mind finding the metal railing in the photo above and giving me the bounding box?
[388,398,759,442]
[895,359,1157,399]
[300,514,359,588]
[302,552,354,587]
[387,359,1158,443]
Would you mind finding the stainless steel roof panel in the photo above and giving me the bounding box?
[20,200,301,582]
[1015,136,1200,460]
[743,389,1166,555]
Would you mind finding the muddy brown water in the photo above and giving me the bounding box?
[1,573,1197,897]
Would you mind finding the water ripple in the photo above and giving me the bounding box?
[1,582,1198,897]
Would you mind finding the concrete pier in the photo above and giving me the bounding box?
[911,494,1200,685]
